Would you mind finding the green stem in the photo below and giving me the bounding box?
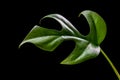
[100,48,120,80]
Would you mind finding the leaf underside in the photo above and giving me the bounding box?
[19,10,107,65]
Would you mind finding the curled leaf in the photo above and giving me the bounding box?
[19,10,107,65]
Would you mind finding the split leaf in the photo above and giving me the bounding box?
[19,10,107,65]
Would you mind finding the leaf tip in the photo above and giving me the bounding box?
[60,59,75,65]
[18,42,23,49]
[18,40,27,49]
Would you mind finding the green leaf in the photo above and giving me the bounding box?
[19,10,107,65]
[79,10,107,45]
[19,25,64,51]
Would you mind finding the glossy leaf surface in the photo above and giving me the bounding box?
[19,10,107,65]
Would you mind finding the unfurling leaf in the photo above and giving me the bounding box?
[19,10,107,65]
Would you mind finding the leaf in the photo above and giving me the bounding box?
[19,25,64,51]
[79,10,107,45]
[19,10,107,65]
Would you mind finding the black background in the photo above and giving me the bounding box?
[3,0,120,80]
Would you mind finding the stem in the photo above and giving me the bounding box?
[100,48,120,80]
